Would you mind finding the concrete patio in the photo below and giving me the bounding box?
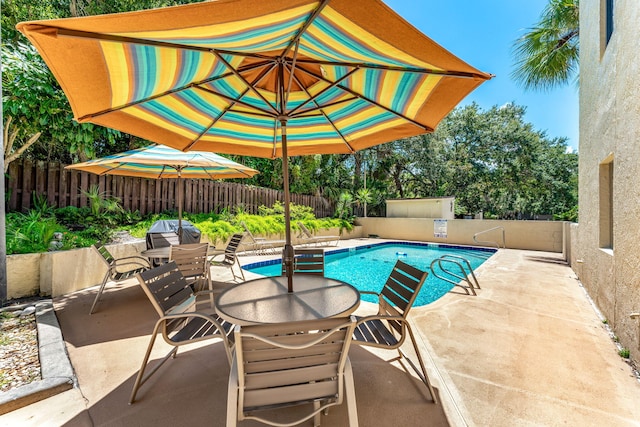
[2,240,640,426]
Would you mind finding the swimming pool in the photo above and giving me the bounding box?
[244,242,496,306]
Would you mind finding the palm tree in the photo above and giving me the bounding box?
[511,0,579,91]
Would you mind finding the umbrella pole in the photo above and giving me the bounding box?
[178,171,183,244]
[280,119,294,293]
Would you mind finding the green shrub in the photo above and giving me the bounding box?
[6,200,350,255]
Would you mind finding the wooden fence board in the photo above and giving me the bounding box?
[4,159,333,218]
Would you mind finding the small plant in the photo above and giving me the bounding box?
[602,319,608,324]
[619,348,630,359]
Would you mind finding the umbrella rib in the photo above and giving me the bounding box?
[77,72,236,121]
[196,86,275,117]
[288,70,355,152]
[183,87,252,152]
[185,61,280,151]
[287,67,359,116]
[78,59,272,121]
[283,38,300,109]
[293,64,434,132]
[290,96,358,117]
[55,27,213,52]
[282,0,331,59]
[210,51,280,115]
[195,60,278,116]
[294,58,488,80]
[56,27,485,80]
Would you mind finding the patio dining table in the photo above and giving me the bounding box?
[214,275,361,325]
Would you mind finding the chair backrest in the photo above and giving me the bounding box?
[239,222,258,244]
[282,248,325,276]
[377,260,428,333]
[137,261,195,322]
[297,221,313,238]
[224,233,245,263]
[93,241,115,266]
[233,317,355,421]
[149,232,180,249]
[169,243,209,280]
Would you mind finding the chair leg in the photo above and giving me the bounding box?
[129,322,177,404]
[404,325,438,404]
[226,357,239,427]
[233,257,245,281]
[344,358,359,427]
[89,273,110,315]
[313,401,321,427]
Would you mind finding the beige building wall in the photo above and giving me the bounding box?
[386,197,455,219]
[576,0,640,361]
[358,218,564,252]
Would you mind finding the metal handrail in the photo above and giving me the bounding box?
[438,255,480,290]
[473,226,505,248]
[430,256,478,296]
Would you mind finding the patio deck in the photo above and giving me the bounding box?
[2,239,640,426]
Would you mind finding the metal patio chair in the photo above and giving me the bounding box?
[89,241,150,314]
[227,317,358,427]
[209,233,246,282]
[240,221,285,255]
[169,242,211,292]
[281,247,325,276]
[352,259,438,403]
[296,222,339,247]
[129,261,235,404]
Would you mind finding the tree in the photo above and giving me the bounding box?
[511,0,579,91]
[403,102,577,219]
[1,0,207,163]
[3,116,41,171]
[2,41,125,162]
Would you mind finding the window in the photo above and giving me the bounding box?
[599,155,614,250]
[601,0,615,52]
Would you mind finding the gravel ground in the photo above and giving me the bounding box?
[0,306,41,392]
[0,234,141,394]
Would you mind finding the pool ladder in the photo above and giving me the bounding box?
[430,255,480,296]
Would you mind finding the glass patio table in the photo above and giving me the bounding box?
[214,275,361,325]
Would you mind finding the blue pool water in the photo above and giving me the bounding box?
[245,242,495,306]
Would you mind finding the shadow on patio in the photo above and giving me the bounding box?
[46,280,448,426]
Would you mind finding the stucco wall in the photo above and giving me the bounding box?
[577,0,640,361]
[357,218,565,252]
[7,241,146,299]
[6,227,364,299]
[386,197,455,219]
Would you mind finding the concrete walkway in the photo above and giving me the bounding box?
[2,241,640,426]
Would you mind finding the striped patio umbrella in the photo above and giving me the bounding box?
[18,0,491,291]
[66,144,258,242]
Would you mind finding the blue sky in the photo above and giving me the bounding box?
[384,0,579,151]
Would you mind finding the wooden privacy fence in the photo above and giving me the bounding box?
[5,159,334,218]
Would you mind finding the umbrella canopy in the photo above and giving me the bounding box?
[65,144,258,241]
[18,0,491,291]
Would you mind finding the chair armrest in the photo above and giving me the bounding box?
[112,255,151,267]
[208,253,227,262]
[159,310,223,325]
[358,290,379,296]
[109,259,150,272]
[354,313,404,323]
